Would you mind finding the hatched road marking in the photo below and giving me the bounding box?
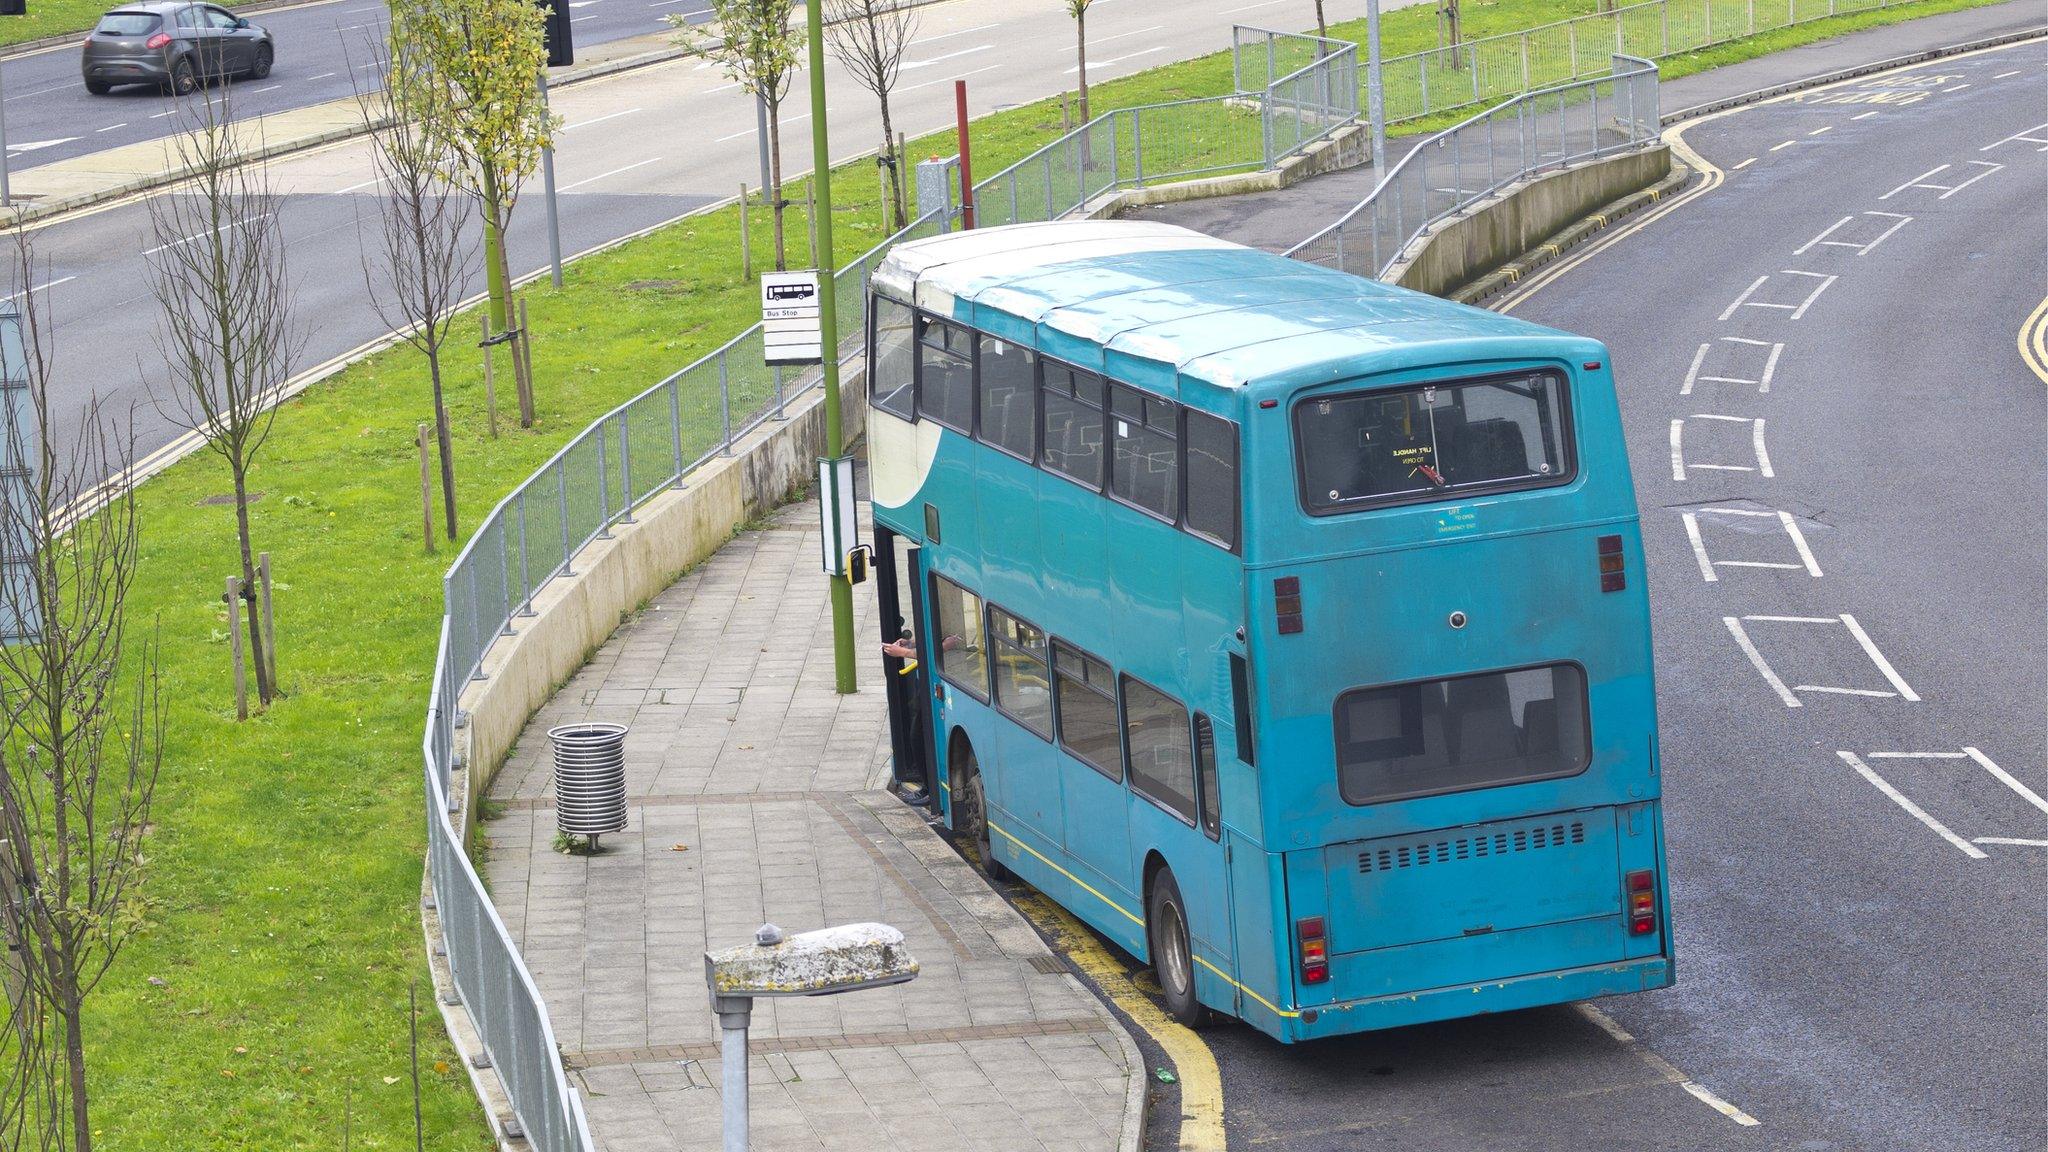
[1575,1005,1761,1126]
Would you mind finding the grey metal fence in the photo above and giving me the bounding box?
[972,27,1357,229]
[1379,0,1923,124]
[1286,56,1660,280]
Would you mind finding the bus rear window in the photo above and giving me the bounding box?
[1295,372,1570,513]
[1334,663,1589,805]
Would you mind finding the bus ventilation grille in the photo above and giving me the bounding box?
[1357,821,1586,874]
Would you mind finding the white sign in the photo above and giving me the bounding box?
[762,270,822,366]
[818,457,858,576]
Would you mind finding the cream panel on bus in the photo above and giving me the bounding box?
[868,408,943,511]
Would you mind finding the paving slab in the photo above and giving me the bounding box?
[483,496,1139,1152]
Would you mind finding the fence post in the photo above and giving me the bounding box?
[619,417,636,525]
[517,492,535,617]
[773,365,786,420]
[1133,110,1145,184]
[1110,111,1120,190]
[1662,1,1670,55]
[557,465,574,578]
[465,562,487,681]
[1470,49,1479,105]
[718,353,733,456]
[496,523,515,637]
[1418,52,1429,114]
[1567,20,1577,77]
[1520,32,1530,90]
[670,380,685,488]
[1261,86,1275,167]
[595,427,613,540]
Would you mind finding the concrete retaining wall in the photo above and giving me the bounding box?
[457,372,865,814]
[1082,122,1373,218]
[1391,145,1672,298]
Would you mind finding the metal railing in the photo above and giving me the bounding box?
[424,620,595,1152]
[1287,56,1660,280]
[972,27,1357,228]
[1379,0,1923,124]
[419,33,1367,1142]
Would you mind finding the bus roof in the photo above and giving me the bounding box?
[872,220,1587,394]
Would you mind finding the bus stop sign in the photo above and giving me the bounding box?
[762,270,822,366]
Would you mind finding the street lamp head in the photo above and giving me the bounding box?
[706,921,919,1006]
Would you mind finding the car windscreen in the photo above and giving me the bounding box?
[1335,663,1591,805]
[1294,371,1571,513]
[95,11,161,33]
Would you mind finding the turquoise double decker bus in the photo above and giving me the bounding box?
[862,220,1672,1042]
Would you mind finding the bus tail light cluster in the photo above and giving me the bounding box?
[1598,534,1626,593]
[1297,916,1329,984]
[1625,870,1657,935]
[1274,576,1303,635]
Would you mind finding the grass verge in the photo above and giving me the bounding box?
[82,0,2010,1146]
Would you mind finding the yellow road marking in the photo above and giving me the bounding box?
[1012,889,1228,1152]
[1497,35,2044,314]
[2020,297,2048,386]
[991,822,1143,926]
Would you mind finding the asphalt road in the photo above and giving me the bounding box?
[1127,17,2046,1152]
[0,0,714,170]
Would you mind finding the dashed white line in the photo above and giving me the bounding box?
[332,174,389,195]
[142,214,272,256]
[1088,24,1163,46]
[306,71,338,81]
[557,155,662,191]
[1836,752,1985,858]
[1943,83,1971,92]
[1852,110,1881,120]
[252,84,283,94]
[1221,0,1287,10]
[1807,126,1833,136]
[1992,69,2022,78]
[1769,140,1798,152]
[1,275,75,302]
[901,64,998,93]
[900,44,994,69]
[560,107,644,132]
[910,23,995,45]
[96,122,128,132]
[1732,157,1757,170]
[1066,46,1164,74]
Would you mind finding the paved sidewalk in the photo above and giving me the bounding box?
[482,497,1140,1152]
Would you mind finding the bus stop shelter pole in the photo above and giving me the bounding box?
[804,0,858,695]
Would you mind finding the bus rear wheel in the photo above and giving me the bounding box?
[1147,870,1212,1028]
[954,747,1011,883]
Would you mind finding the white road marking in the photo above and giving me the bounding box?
[252,84,283,94]
[1066,46,1164,75]
[1680,507,1822,582]
[1794,211,1910,257]
[1943,83,1971,92]
[1087,25,1163,47]
[1769,140,1798,152]
[1668,415,1770,480]
[1980,121,2048,152]
[1837,752,1985,858]
[1221,0,1288,10]
[1807,126,1833,136]
[901,44,994,69]
[716,109,816,143]
[96,123,127,132]
[5,137,78,154]
[332,174,389,194]
[1974,837,2048,847]
[1992,69,2022,78]
[1965,747,2048,816]
[558,156,662,191]
[1838,613,1918,701]
[307,71,338,81]
[1,275,75,302]
[560,107,643,131]
[142,213,273,256]
[1718,270,1835,320]
[1725,617,1800,707]
[1574,1005,1761,1127]
[1681,336,1782,395]
[1793,685,1895,698]
[910,23,995,46]
[901,64,999,93]
[1732,157,1757,170]
[1879,159,2002,199]
[1852,110,1881,120]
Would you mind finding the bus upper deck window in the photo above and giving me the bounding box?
[1294,371,1572,513]
[870,296,916,419]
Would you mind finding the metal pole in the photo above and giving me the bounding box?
[0,57,11,209]
[538,72,563,289]
[717,999,752,1152]
[807,0,858,695]
[954,81,977,229]
[1365,0,1386,177]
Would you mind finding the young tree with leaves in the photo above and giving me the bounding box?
[388,0,553,425]
[678,0,800,270]
[356,33,476,542]
[145,92,297,709]
[825,0,919,232]
[1066,0,1095,122]
[0,230,165,1152]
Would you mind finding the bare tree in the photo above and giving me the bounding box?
[1313,0,1327,39]
[355,34,476,542]
[0,230,165,1152]
[825,0,919,232]
[1065,0,1095,123]
[1441,0,1464,70]
[678,0,800,270]
[145,88,299,708]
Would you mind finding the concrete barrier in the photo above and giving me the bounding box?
[456,369,865,810]
[1388,144,1672,299]
[1080,121,1373,219]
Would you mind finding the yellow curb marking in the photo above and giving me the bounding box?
[2020,296,2048,387]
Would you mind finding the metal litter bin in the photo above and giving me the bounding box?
[548,722,627,849]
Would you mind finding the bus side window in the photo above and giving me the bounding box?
[1183,410,1239,551]
[1053,641,1120,779]
[1193,714,1221,840]
[977,335,1038,461]
[1229,654,1255,767]
[870,295,917,419]
[1123,675,1196,825]
[929,574,990,700]
[1041,363,1106,490]
[918,316,975,433]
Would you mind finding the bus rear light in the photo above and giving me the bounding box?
[1625,870,1657,935]
[1274,576,1303,635]
[1297,916,1329,984]
[1597,534,1625,593]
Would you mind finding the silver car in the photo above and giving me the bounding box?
[82,2,274,95]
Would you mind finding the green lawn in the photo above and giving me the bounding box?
[75,0,2010,1145]
[0,0,112,47]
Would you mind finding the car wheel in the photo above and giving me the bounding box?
[249,44,272,80]
[169,57,197,95]
[84,79,113,96]
[1147,869,1213,1028]
[955,746,1012,883]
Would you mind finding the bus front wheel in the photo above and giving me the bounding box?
[954,746,1011,883]
[1147,869,1212,1028]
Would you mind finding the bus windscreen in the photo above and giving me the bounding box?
[1294,372,1570,512]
